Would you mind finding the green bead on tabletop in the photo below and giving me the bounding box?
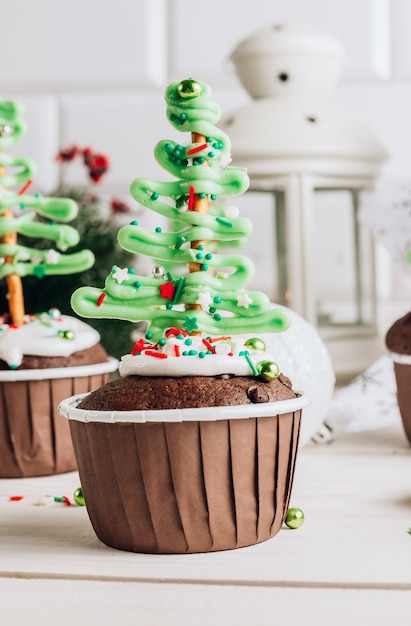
[74,487,85,507]
[285,507,305,529]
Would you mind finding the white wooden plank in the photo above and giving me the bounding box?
[1,0,167,92]
[1,579,411,626]
[1,423,411,587]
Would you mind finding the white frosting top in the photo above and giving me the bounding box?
[119,332,278,378]
[388,350,411,365]
[0,309,100,369]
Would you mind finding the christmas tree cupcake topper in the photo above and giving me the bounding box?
[0,98,94,326]
[71,79,290,379]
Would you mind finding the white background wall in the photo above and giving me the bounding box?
[3,0,411,337]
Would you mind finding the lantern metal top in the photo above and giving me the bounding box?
[225,23,388,181]
[230,22,346,100]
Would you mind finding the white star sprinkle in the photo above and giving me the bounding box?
[220,153,232,169]
[112,267,130,284]
[45,249,60,264]
[237,293,253,309]
[196,291,213,308]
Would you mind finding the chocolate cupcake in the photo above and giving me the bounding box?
[59,78,309,553]
[386,311,411,443]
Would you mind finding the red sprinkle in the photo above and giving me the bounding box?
[202,338,216,353]
[145,350,168,359]
[187,143,208,156]
[97,293,106,307]
[165,328,187,337]
[62,496,71,506]
[18,179,33,195]
[209,336,231,343]
[10,495,24,501]
[132,338,145,355]
[174,345,181,357]
[188,185,195,210]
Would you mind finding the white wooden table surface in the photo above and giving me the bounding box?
[2,422,411,626]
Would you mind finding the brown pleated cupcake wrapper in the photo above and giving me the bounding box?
[65,396,307,554]
[391,357,411,444]
[0,360,118,478]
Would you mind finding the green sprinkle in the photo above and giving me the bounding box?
[184,338,193,346]
[208,151,215,158]
[176,235,187,249]
[171,276,185,304]
[128,268,135,274]
[176,334,184,340]
[130,220,138,225]
[209,307,216,313]
[244,353,259,376]
[206,136,213,143]
[200,264,208,271]
[165,143,172,151]
[20,204,26,209]
[213,313,222,321]
[158,338,166,346]
[166,303,173,310]
[34,265,46,278]
[179,113,187,121]
[146,332,153,340]
[155,226,162,232]
[151,192,159,200]
[199,352,206,358]
[216,217,234,227]
[198,244,204,250]
[214,296,221,303]
[196,253,203,260]
[205,253,213,260]
[199,192,206,199]
[189,349,198,356]
[197,157,205,164]
[34,193,41,198]
[182,351,189,356]
[211,194,217,201]
[135,281,142,288]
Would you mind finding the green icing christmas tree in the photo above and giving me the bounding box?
[0,97,94,325]
[71,79,290,342]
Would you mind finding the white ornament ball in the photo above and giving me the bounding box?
[253,304,335,447]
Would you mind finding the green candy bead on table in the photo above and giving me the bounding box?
[244,337,266,352]
[257,360,280,381]
[74,487,85,506]
[285,507,304,529]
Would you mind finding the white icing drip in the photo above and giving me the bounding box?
[119,334,277,378]
[0,312,100,368]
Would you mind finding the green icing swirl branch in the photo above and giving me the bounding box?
[0,96,95,325]
[71,79,290,340]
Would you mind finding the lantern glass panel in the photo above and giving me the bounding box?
[312,189,375,329]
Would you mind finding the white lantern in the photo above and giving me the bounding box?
[224,23,388,380]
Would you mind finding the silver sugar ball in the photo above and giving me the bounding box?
[152,265,166,278]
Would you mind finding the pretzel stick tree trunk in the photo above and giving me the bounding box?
[0,161,25,326]
[187,132,208,331]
